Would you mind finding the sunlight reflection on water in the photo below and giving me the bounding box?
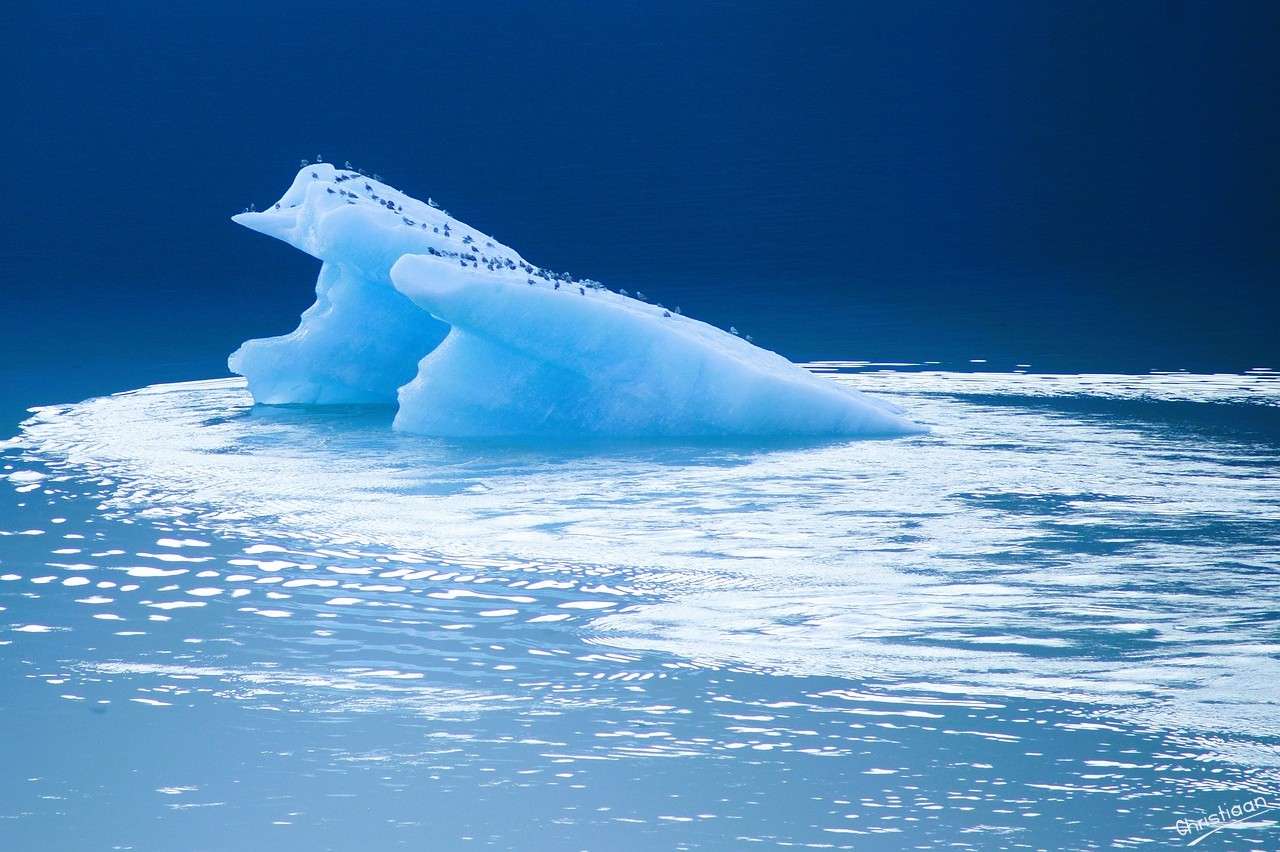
[2,368,1279,849]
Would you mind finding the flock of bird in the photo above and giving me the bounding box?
[246,157,754,342]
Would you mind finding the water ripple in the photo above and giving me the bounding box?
[2,370,1279,848]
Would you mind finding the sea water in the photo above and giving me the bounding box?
[1,364,1279,850]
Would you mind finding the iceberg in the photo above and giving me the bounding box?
[231,164,923,438]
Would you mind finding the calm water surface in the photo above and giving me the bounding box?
[2,364,1279,850]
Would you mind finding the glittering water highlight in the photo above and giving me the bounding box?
[2,366,1279,850]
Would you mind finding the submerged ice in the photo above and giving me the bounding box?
[231,164,922,437]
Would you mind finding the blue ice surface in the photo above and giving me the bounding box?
[229,165,923,439]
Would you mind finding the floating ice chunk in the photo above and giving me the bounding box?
[229,164,922,438]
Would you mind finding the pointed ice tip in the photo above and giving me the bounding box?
[231,209,296,243]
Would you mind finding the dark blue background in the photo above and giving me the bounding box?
[3,0,1277,429]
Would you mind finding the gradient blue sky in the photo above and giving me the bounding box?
[3,1,1277,426]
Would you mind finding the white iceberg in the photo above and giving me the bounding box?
[231,164,923,439]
